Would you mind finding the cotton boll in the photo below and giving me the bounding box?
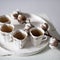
[40,23,48,31]
[49,37,58,49]
[17,15,26,24]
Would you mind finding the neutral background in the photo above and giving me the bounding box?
[0,0,60,60]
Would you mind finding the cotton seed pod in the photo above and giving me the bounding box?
[17,15,26,24]
[49,37,58,49]
[41,23,48,31]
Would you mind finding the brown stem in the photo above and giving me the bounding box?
[44,31,60,43]
[44,31,52,37]
[29,19,35,27]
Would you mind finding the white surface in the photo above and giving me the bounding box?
[0,0,60,60]
[0,14,60,60]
